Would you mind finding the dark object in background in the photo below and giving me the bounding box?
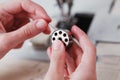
[74,13,94,33]
[57,13,94,33]
[56,18,73,30]
[57,0,73,16]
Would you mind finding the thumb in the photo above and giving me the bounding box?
[44,40,66,80]
[2,19,48,50]
[11,19,49,42]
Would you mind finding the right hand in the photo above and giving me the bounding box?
[45,25,96,80]
[0,0,51,58]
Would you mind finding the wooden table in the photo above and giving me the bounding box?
[0,57,49,80]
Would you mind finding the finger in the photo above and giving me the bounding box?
[45,40,66,80]
[14,42,24,49]
[47,46,69,77]
[71,26,96,66]
[47,46,69,78]
[43,25,51,34]
[3,19,49,51]
[21,0,51,22]
[0,22,6,32]
[14,15,51,34]
[66,53,76,75]
[70,25,96,80]
[68,41,82,59]
[64,68,69,77]
[47,47,52,59]
[14,12,30,27]
[3,0,51,23]
[11,17,30,31]
[71,26,96,80]
[68,41,83,66]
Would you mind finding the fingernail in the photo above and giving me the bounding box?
[36,19,46,29]
[52,40,63,50]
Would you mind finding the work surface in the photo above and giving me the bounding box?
[0,57,49,80]
[96,42,120,80]
[0,42,120,80]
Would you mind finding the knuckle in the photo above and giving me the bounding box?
[0,35,10,53]
[23,30,32,38]
[23,27,33,38]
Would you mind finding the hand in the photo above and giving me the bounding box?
[45,25,96,80]
[0,0,51,58]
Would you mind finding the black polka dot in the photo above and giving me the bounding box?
[59,31,62,34]
[65,38,68,42]
[58,37,62,41]
[54,33,57,36]
[63,33,66,37]
[52,37,55,40]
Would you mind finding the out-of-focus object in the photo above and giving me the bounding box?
[57,0,73,17]
[88,12,120,44]
[56,0,74,30]
[51,29,72,47]
[111,0,120,15]
[30,33,50,50]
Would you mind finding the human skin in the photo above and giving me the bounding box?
[0,0,51,58]
[45,25,96,80]
[0,0,96,80]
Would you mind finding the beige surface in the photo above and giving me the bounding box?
[0,57,49,80]
[96,42,120,80]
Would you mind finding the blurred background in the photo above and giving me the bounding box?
[0,0,120,80]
